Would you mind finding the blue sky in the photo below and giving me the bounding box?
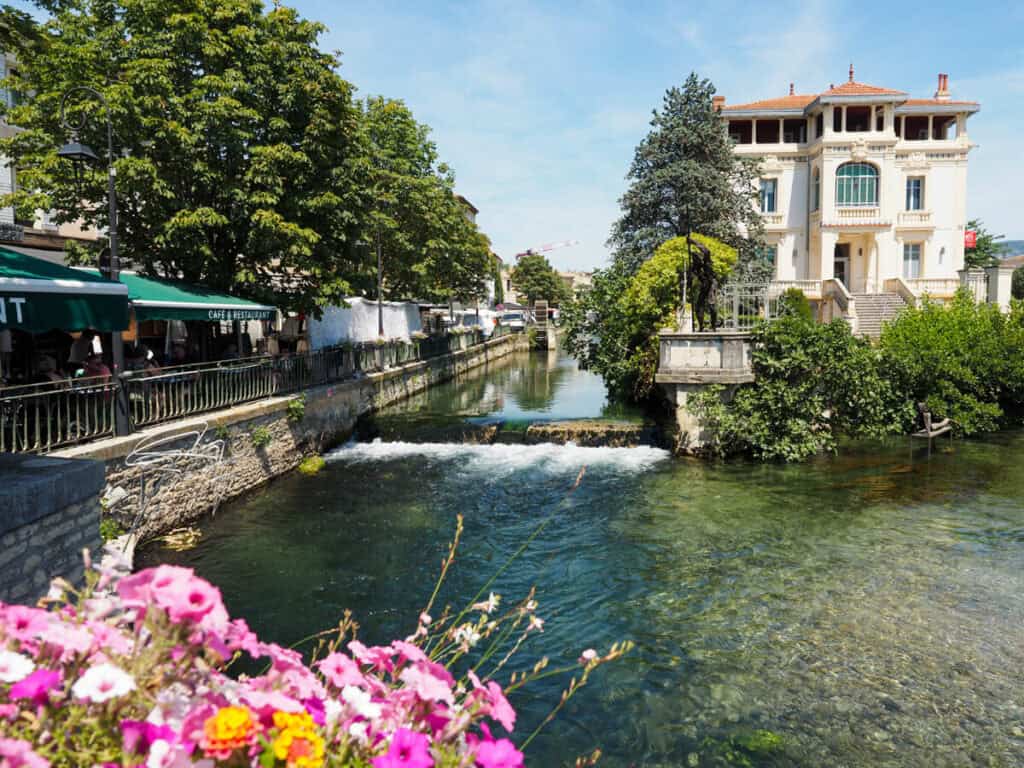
[298,0,1023,270]
[14,0,1022,270]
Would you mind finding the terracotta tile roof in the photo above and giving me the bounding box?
[722,94,816,112]
[820,80,906,97]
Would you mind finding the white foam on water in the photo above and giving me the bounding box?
[326,439,670,478]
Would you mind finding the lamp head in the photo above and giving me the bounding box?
[57,139,100,165]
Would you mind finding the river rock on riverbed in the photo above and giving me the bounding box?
[523,419,657,447]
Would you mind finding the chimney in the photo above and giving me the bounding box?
[712,95,725,111]
[935,72,950,101]
[789,83,795,96]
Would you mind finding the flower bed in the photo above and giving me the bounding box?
[0,517,627,767]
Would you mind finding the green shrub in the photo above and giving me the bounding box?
[286,395,306,422]
[297,455,326,475]
[213,424,230,441]
[777,286,814,323]
[879,292,1024,434]
[250,426,272,448]
[1013,267,1024,300]
[691,316,907,461]
[99,518,125,542]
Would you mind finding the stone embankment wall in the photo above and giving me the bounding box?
[0,454,104,603]
[55,333,529,541]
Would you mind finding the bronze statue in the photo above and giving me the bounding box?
[687,236,719,332]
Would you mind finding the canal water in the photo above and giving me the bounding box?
[141,350,1024,767]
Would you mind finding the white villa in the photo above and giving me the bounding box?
[718,68,980,332]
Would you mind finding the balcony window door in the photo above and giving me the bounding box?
[760,179,777,213]
[905,177,924,211]
[812,168,820,211]
[836,163,879,207]
[903,243,922,279]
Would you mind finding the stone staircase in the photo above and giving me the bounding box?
[852,292,907,338]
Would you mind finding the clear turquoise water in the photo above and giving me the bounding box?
[140,351,1024,766]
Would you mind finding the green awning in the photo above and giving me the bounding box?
[0,247,129,333]
[82,270,277,322]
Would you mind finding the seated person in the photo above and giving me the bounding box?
[80,353,112,382]
[33,354,67,385]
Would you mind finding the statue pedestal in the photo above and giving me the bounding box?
[654,330,755,454]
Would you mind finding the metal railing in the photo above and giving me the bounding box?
[714,283,774,332]
[1,328,492,453]
[0,375,117,453]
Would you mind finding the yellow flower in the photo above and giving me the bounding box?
[202,705,258,760]
[271,710,325,768]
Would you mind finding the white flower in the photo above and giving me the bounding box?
[348,720,369,743]
[0,650,34,683]
[342,685,382,720]
[472,592,501,614]
[324,699,343,727]
[453,623,482,649]
[528,615,545,633]
[72,663,136,702]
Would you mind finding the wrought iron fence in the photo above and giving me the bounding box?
[713,282,775,332]
[0,375,117,453]
[1,328,492,453]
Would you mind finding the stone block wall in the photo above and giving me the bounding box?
[0,454,104,603]
[55,332,529,541]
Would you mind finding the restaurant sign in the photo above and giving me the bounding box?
[206,308,275,321]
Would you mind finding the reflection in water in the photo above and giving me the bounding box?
[375,350,643,430]
[139,358,1024,767]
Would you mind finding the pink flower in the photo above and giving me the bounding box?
[391,640,428,665]
[120,720,176,756]
[484,681,515,732]
[371,728,433,768]
[0,704,18,721]
[317,652,366,689]
[474,738,524,768]
[0,605,50,642]
[159,575,223,624]
[348,641,395,673]
[579,649,598,665]
[37,621,93,663]
[9,669,62,707]
[399,661,455,705]
[0,737,49,768]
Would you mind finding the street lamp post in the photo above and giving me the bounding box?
[57,85,129,435]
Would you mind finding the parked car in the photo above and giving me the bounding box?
[500,311,527,331]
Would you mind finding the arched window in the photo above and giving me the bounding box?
[836,162,879,207]
[812,168,820,211]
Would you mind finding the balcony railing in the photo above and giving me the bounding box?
[0,328,495,453]
[835,206,880,219]
[897,211,933,228]
[906,277,959,297]
[761,212,784,227]
[769,280,822,299]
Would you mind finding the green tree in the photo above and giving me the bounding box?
[510,253,569,306]
[608,73,764,276]
[565,234,736,400]
[1,0,367,314]
[362,96,490,306]
[1013,267,1024,301]
[964,218,1007,269]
